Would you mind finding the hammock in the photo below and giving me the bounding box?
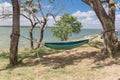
[46,30,118,50]
[44,39,89,50]
[20,34,100,50]
[20,29,119,50]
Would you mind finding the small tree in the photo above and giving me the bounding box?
[20,0,38,49]
[35,0,63,48]
[20,0,63,49]
[51,13,82,41]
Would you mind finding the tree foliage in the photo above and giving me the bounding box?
[21,0,38,14]
[51,13,82,41]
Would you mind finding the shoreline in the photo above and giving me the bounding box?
[0,34,103,53]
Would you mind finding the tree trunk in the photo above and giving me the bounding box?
[82,0,118,57]
[102,18,117,57]
[36,26,44,48]
[29,23,37,49]
[30,27,34,49]
[36,18,47,49]
[10,0,20,65]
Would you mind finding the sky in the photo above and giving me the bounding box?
[0,0,120,29]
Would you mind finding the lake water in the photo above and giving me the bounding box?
[0,27,102,50]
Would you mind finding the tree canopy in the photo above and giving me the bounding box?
[51,13,82,41]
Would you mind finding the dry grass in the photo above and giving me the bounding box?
[0,36,120,80]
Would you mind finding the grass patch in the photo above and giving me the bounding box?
[42,68,71,80]
[0,51,9,59]
[18,46,51,62]
[1,44,120,80]
[0,67,35,80]
[0,51,9,69]
[88,41,103,48]
[47,68,70,74]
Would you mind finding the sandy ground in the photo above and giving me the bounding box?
[1,35,120,80]
[38,35,120,80]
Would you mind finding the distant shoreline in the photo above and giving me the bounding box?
[0,26,102,30]
[0,26,38,28]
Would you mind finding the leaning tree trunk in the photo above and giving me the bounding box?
[30,27,34,49]
[82,0,118,57]
[36,18,47,49]
[29,23,37,49]
[10,0,20,65]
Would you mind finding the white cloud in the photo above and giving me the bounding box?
[19,15,60,27]
[47,16,60,26]
[0,2,59,26]
[72,10,95,18]
[47,10,101,28]
[0,2,12,15]
[116,2,120,10]
[115,13,120,28]
[0,18,12,25]
[0,2,120,29]
[20,16,31,26]
[42,5,52,9]
[72,10,120,29]
[0,2,12,25]
[72,10,102,29]
[116,13,120,19]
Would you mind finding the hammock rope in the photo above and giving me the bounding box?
[20,33,101,44]
[18,29,118,50]
[90,29,116,41]
[89,33,102,41]
[18,29,116,43]
[20,34,43,45]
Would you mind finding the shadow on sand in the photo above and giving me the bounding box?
[1,45,120,71]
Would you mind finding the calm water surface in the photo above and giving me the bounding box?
[0,27,101,50]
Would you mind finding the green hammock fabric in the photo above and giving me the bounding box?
[44,39,89,50]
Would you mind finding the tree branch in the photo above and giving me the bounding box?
[108,0,115,24]
[82,0,109,29]
[37,0,45,19]
[82,0,93,7]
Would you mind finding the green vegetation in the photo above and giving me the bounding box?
[0,0,120,79]
[88,41,103,48]
[1,43,120,80]
[51,13,82,41]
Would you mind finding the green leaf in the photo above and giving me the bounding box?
[51,13,82,41]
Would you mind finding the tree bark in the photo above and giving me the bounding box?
[10,0,20,65]
[29,23,37,49]
[30,27,34,49]
[82,0,118,57]
[36,18,47,48]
